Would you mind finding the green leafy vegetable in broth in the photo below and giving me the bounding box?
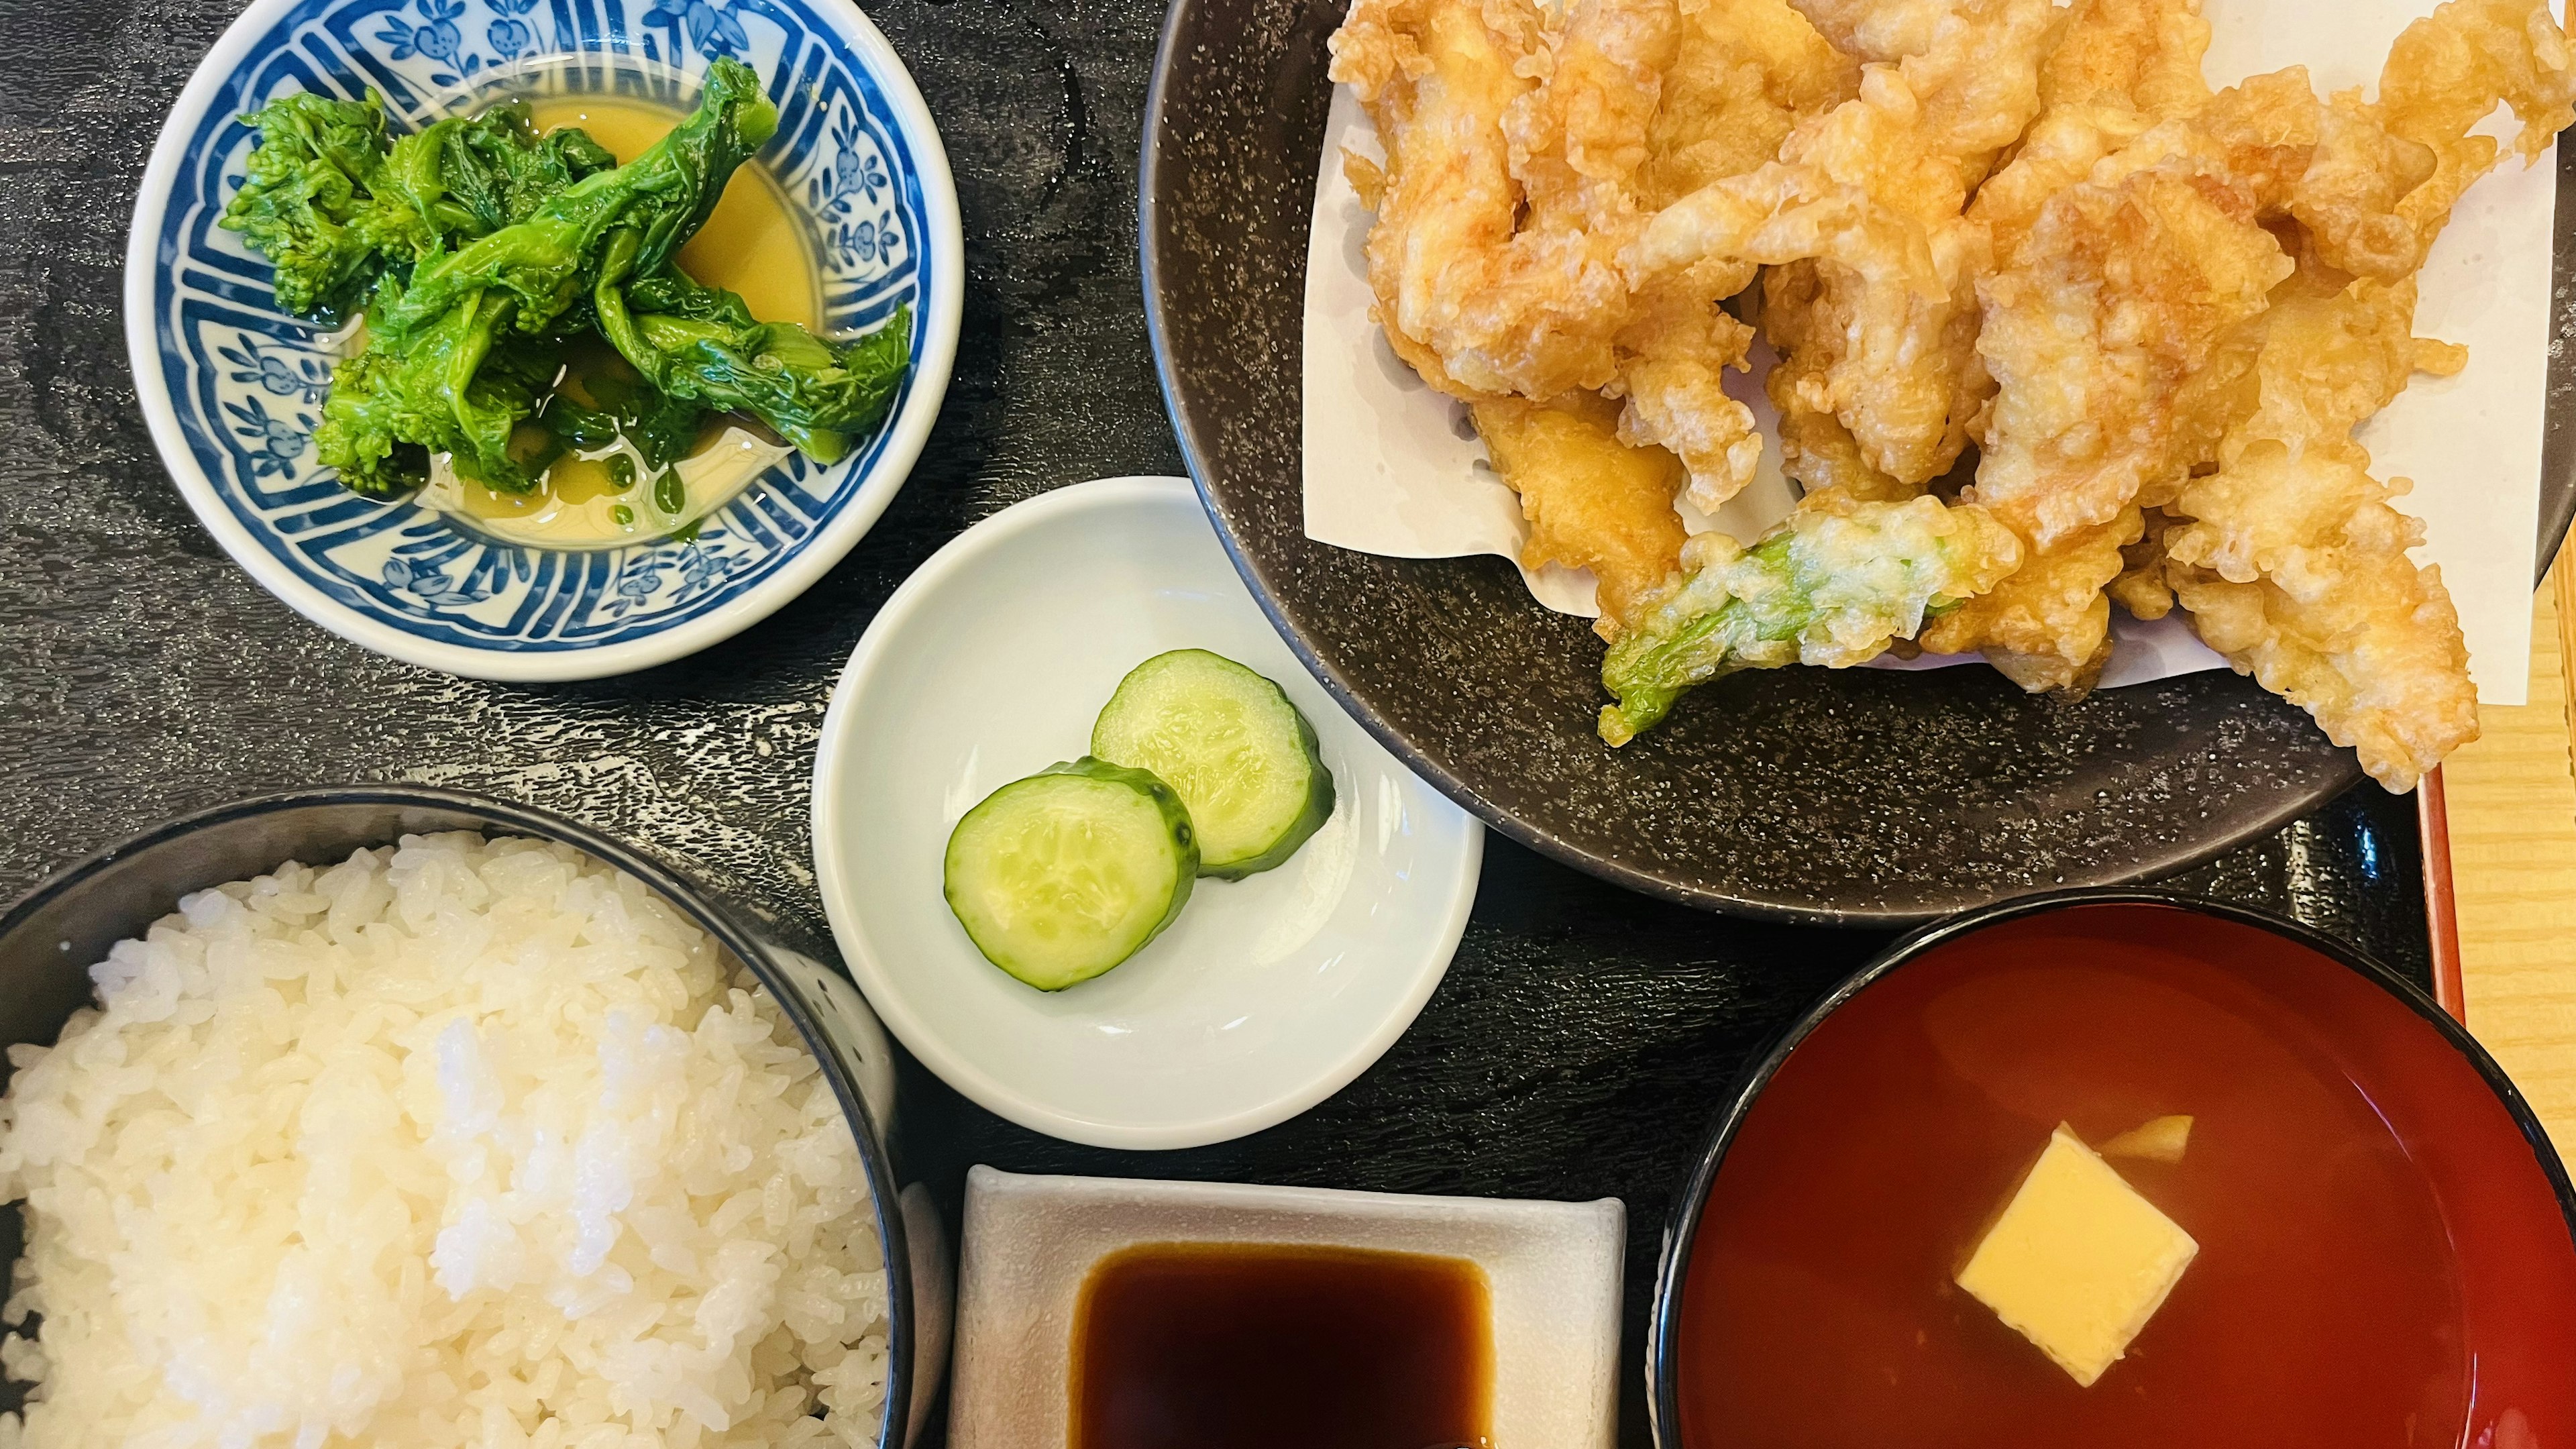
[542,372,704,470]
[595,231,912,464]
[220,92,397,321]
[358,60,777,351]
[221,93,623,325]
[311,300,564,496]
[539,393,625,452]
[380,103,621,244]
[219,56,910,504]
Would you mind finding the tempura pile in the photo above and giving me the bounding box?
[1328,0,2576,790]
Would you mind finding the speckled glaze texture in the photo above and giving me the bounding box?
[0,0,2444,1441]
[1139,0,2576,924]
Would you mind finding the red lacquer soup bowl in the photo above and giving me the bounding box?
[1650,891,2576,1449]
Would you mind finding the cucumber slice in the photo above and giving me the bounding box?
[1090,649,1336,881]
[943,758,1199,990]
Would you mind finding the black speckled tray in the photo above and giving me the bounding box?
[0,1,2451,1442]
[1139,0,2576,925]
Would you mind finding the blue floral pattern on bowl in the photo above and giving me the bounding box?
[132,0,951,674]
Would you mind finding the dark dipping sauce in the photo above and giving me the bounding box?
[1674,904,2576,1449]
[1073,1242,1494,1449]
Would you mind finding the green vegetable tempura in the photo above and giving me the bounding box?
[1597,490,2025,745]
[219,58,910,500]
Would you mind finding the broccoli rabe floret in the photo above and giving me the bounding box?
[313,293,563,495]
[359,102,620,264]
[219,91,394,321]
[223,91,623,322]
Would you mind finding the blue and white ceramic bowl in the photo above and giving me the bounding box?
[125,0,961,680]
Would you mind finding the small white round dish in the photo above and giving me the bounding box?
[812,476,1483,1150]
[126,0,963,680]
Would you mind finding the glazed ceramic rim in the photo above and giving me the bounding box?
[122,0,965,682]
[0,783,918,1444]
[1641,887,2576,1449]
[808,475,1484,1151]
[1134,0,2576,926]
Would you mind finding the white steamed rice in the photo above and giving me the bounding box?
[0,832,891,1449]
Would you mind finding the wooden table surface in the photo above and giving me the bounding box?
[2437,565,2576,1153]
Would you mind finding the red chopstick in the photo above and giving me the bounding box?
[2418,766,2468,1024]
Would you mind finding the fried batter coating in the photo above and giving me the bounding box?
[1919,508,2140,689]
[1472,390,1690,629]
[1631,0,2055,496]
[2166,434,2474,793]
[2146,0,2576,790]
[1970,156,2293,551]
[2086,69,2439,280]
[1770,0,2057,499]
[2108,506,2181,621]
[1945,59,2457,691]
[1790,0,2050,169]
[1335,0,1856,596]
[1935,0,2398,691]
[1635,0,1860,206]
[1758,260,1917,500]
[1504,0,1684,238]
[2157,275,2484,790]
[1968,0,2211,261]
[2290,94,2444,278]
[2378,0,2576,229]
[1940,78,2307,694]
[1336,0,1817,506]
[2036,0,2213,119]
[1598,487,2024,741]
[1612,277,1768,512]
[2167,256,2421,477]
[1331,0,1631,400]
[1609,0,1857,510]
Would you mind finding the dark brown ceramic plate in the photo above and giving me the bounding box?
[1138,0,2576,925]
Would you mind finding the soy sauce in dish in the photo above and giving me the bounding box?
[1073,1242,1493,1449]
